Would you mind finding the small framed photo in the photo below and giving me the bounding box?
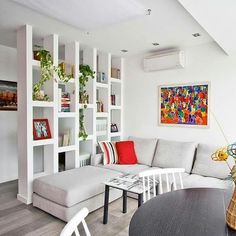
[33,119,52,140]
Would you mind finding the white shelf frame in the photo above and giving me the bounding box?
[17,24,123,205]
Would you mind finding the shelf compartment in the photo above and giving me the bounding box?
[32,59,40,69]
[110,105,121,110]
[58,112,77,118]
[110,77,121,84]
[96,82,108,89]
[110,132,121,137]
[32,101,54,107]
[33,139,54,147]
[96,112,108,117]
[79,134,94,141]
[79,103,94,109]
[58,145,76,153]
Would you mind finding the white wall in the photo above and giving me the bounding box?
[124,42,236,146]
[0,44,18,183]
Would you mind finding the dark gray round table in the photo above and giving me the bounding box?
[129,188,236,236]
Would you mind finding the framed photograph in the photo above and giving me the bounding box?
[159,82,210,127]
[33,119,52,140]
[0,80,17,111]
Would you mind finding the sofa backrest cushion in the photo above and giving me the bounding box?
[152,139,196,173]
[192,143,234,179]
[129,136,158,166]
[116,141,138,165]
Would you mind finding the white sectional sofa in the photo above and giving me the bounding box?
[33,138,234,222]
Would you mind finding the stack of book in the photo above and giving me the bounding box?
[58,89,70,112]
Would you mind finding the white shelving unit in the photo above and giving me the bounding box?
[17,24,123,204]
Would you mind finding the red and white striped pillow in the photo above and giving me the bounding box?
[99,141,118,165]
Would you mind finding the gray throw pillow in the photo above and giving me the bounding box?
[129,136,158,166]
[152,139,197,173]
[192,143,234,179]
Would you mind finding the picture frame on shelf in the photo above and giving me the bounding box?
[33,119,52,140]
[159,82,210,127]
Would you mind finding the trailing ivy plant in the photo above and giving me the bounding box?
[33,49,73,101]
[79,64,95,140]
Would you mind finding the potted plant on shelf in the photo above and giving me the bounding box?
[33,48,73,101]
[79,64,95,140]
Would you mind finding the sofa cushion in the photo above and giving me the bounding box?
[116,141,138,164]
[33,166,122,208]
[152,139,196,173]
[181,174,234,190]
[99,141,118,165]
[192,143,235,179]
[97,164,150,175]
[129,136,158,166]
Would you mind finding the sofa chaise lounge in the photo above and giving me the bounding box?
[33,138,234,222]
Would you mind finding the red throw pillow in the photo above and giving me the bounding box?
[116,141,137,165]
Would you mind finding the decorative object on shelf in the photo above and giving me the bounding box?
[0,80,17,111]
[33,45,42,60]
[62,129,71,146]
[111,94,116,105]
[111,68,120,79]
[97,72,106,83]
[96,100,104,112]
[58,62,75,78]
[79,109,88,141]
[159,82,209,127]
[211,144,236,230]
[111,123,118,133]
[79,64,95,140]
[33,49,73,101]
[33,119,51,140]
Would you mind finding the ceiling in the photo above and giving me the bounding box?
[12,0,146,30]
[0,0,217,56]
[178,0,236,55]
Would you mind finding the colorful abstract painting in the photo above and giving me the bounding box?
[159,83,209,126]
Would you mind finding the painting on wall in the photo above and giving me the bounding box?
[0,80,17,111]
[159,83,209,127]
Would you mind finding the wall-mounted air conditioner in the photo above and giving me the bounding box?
[143,50,185,72]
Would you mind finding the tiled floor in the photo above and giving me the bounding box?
[0,180,137,236]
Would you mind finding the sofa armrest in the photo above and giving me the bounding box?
[91,153,103,166]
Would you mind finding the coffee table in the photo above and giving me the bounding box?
[103,174,152,224]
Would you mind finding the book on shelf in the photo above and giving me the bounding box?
[111,94,116,105]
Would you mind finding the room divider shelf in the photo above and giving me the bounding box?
[17,24,123,205]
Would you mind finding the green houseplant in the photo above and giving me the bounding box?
[33,49,73,101]
[79,64,95,140]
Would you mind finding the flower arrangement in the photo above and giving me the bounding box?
[212,143,236,230]
[211,143,236,181]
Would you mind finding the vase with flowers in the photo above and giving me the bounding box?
[212,143,236,229]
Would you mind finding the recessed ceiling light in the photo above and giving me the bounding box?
[152,42,160,46]
[192,33,201,37]
[121,49,128,53]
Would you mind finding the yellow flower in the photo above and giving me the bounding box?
[211,147,229,161]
